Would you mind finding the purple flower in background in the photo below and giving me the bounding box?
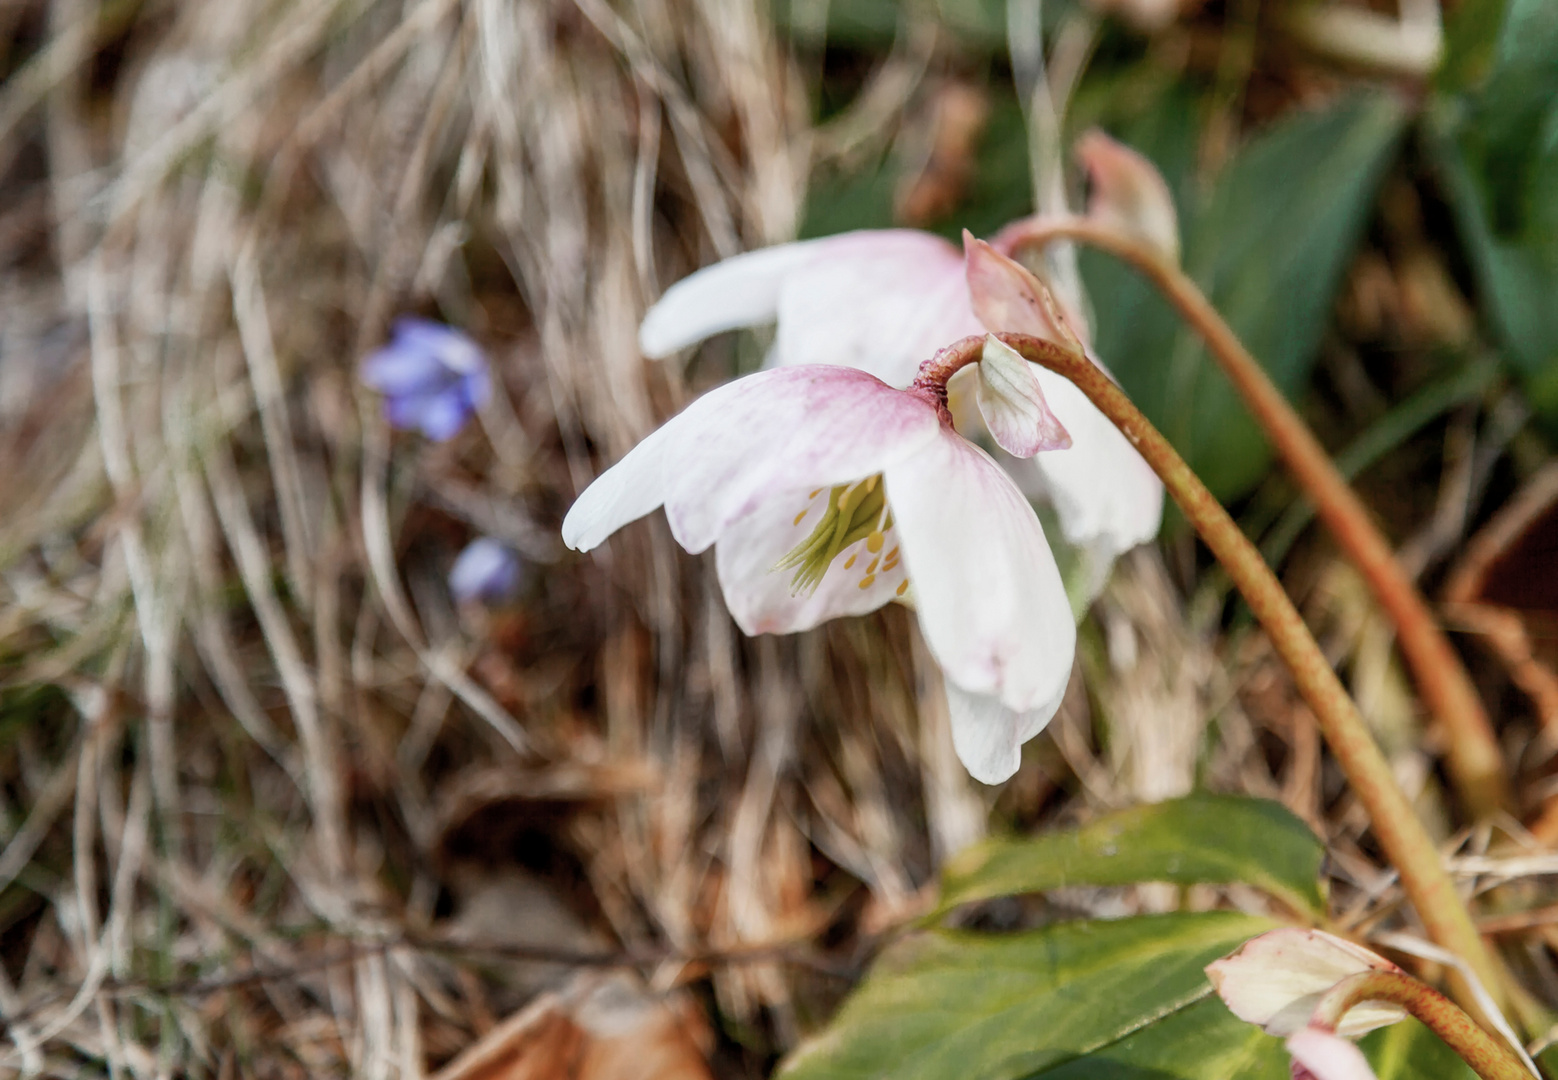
[361,319,490,441]
[449,538,521,603]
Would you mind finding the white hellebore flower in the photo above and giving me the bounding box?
[562,338,1079,785]
[637,216,1163,570]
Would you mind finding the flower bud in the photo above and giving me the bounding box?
[1205,929,1405,1038]
[1076,130,1181,264]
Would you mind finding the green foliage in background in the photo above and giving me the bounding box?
[1430,0,1558,421]
[1083,92,1407,500]
[779,795,1474,1080]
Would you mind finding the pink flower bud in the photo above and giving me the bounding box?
[1205,929,1405,1038]
[1075,130,1181,264]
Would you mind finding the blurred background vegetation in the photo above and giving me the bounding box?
[0,0,1556,1075]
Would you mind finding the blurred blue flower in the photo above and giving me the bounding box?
[361,319,490,441]
[449,538,521,603]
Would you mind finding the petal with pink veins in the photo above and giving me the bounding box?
[714,494,909,636]
[1286,1029,1379,1080]
[885,428,1075,740]
[773,231,982,386]
[562,366,941,555]
[1076,129,1181,263]
[1205,929,1405,1039]
[976,335,1071,459]
[963,232,1084,349]
[638,241,823,358]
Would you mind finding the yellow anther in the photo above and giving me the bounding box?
[866,532,884,554]
[844,554,857,569]
[793,509,808,526]
[896,579,909,597]
[866,556,880,574]
[809,488,822,499]
[885,545,899,561]
[859,574,876,589]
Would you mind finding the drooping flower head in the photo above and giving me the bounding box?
[449,537,522,603]
[563,328,1079,784]
[361,318,490,441]
[636,222,1164,571]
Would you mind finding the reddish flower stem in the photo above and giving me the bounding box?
[1000,217,1509,819]
[1313,970,1530,1080]
[991,330,1506,1018]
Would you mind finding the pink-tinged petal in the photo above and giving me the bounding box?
[772,230,983,387]
[562,366,941,555]
[963,232,1084,349]
[1286,1029,1378,1080]
[638,240,824,358]
[885,429,1075,719]
[1206,929,1405,1039]
[1009,365,1164,560]
[1076,129,1180,263]
[714,495,908,635]
[944,681,1066,785]
[975,335,1071,458]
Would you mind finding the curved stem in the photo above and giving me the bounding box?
[1000,217,1509,819]
[1313,970,1530,1080]
[992,330,1506,1017]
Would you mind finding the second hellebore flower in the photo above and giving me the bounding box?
[562,341,1077,784]
[361,318,490,441]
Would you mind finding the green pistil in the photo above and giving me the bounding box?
[775,476,890,594]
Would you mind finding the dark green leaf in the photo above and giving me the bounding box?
[779,911,1276,1080]
[1431,0,1558,421]
[935,794,1326,919]
[1085,91,1408,498]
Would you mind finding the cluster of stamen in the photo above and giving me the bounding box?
[774,475,908,598]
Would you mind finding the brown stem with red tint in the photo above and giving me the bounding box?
[999,215,1509,819]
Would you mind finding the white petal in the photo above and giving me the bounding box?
[885,428,1076,715]
[561,420,679,552]
[1286,1029,1379,1080]
[1205,929,1405,1039]
[638,241,824,358]
[715,495,907,635]
[975,335,1071,458]
[562,366,942,555]
[1076,129,1181,264]
[944,681,1065,785]
[1015,364,1164,561]
[772,230,982,387]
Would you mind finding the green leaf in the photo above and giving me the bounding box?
[779,911,1278,1080]
[1360,1017,1478,1079]
[1031,996,1288,1080]
[935,794,1326,919]
[1430,0,1558,421]
[1085,91,1408,499]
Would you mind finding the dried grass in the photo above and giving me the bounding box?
[0,0,1546,1076]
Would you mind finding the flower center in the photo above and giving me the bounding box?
[774,475,907,597]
